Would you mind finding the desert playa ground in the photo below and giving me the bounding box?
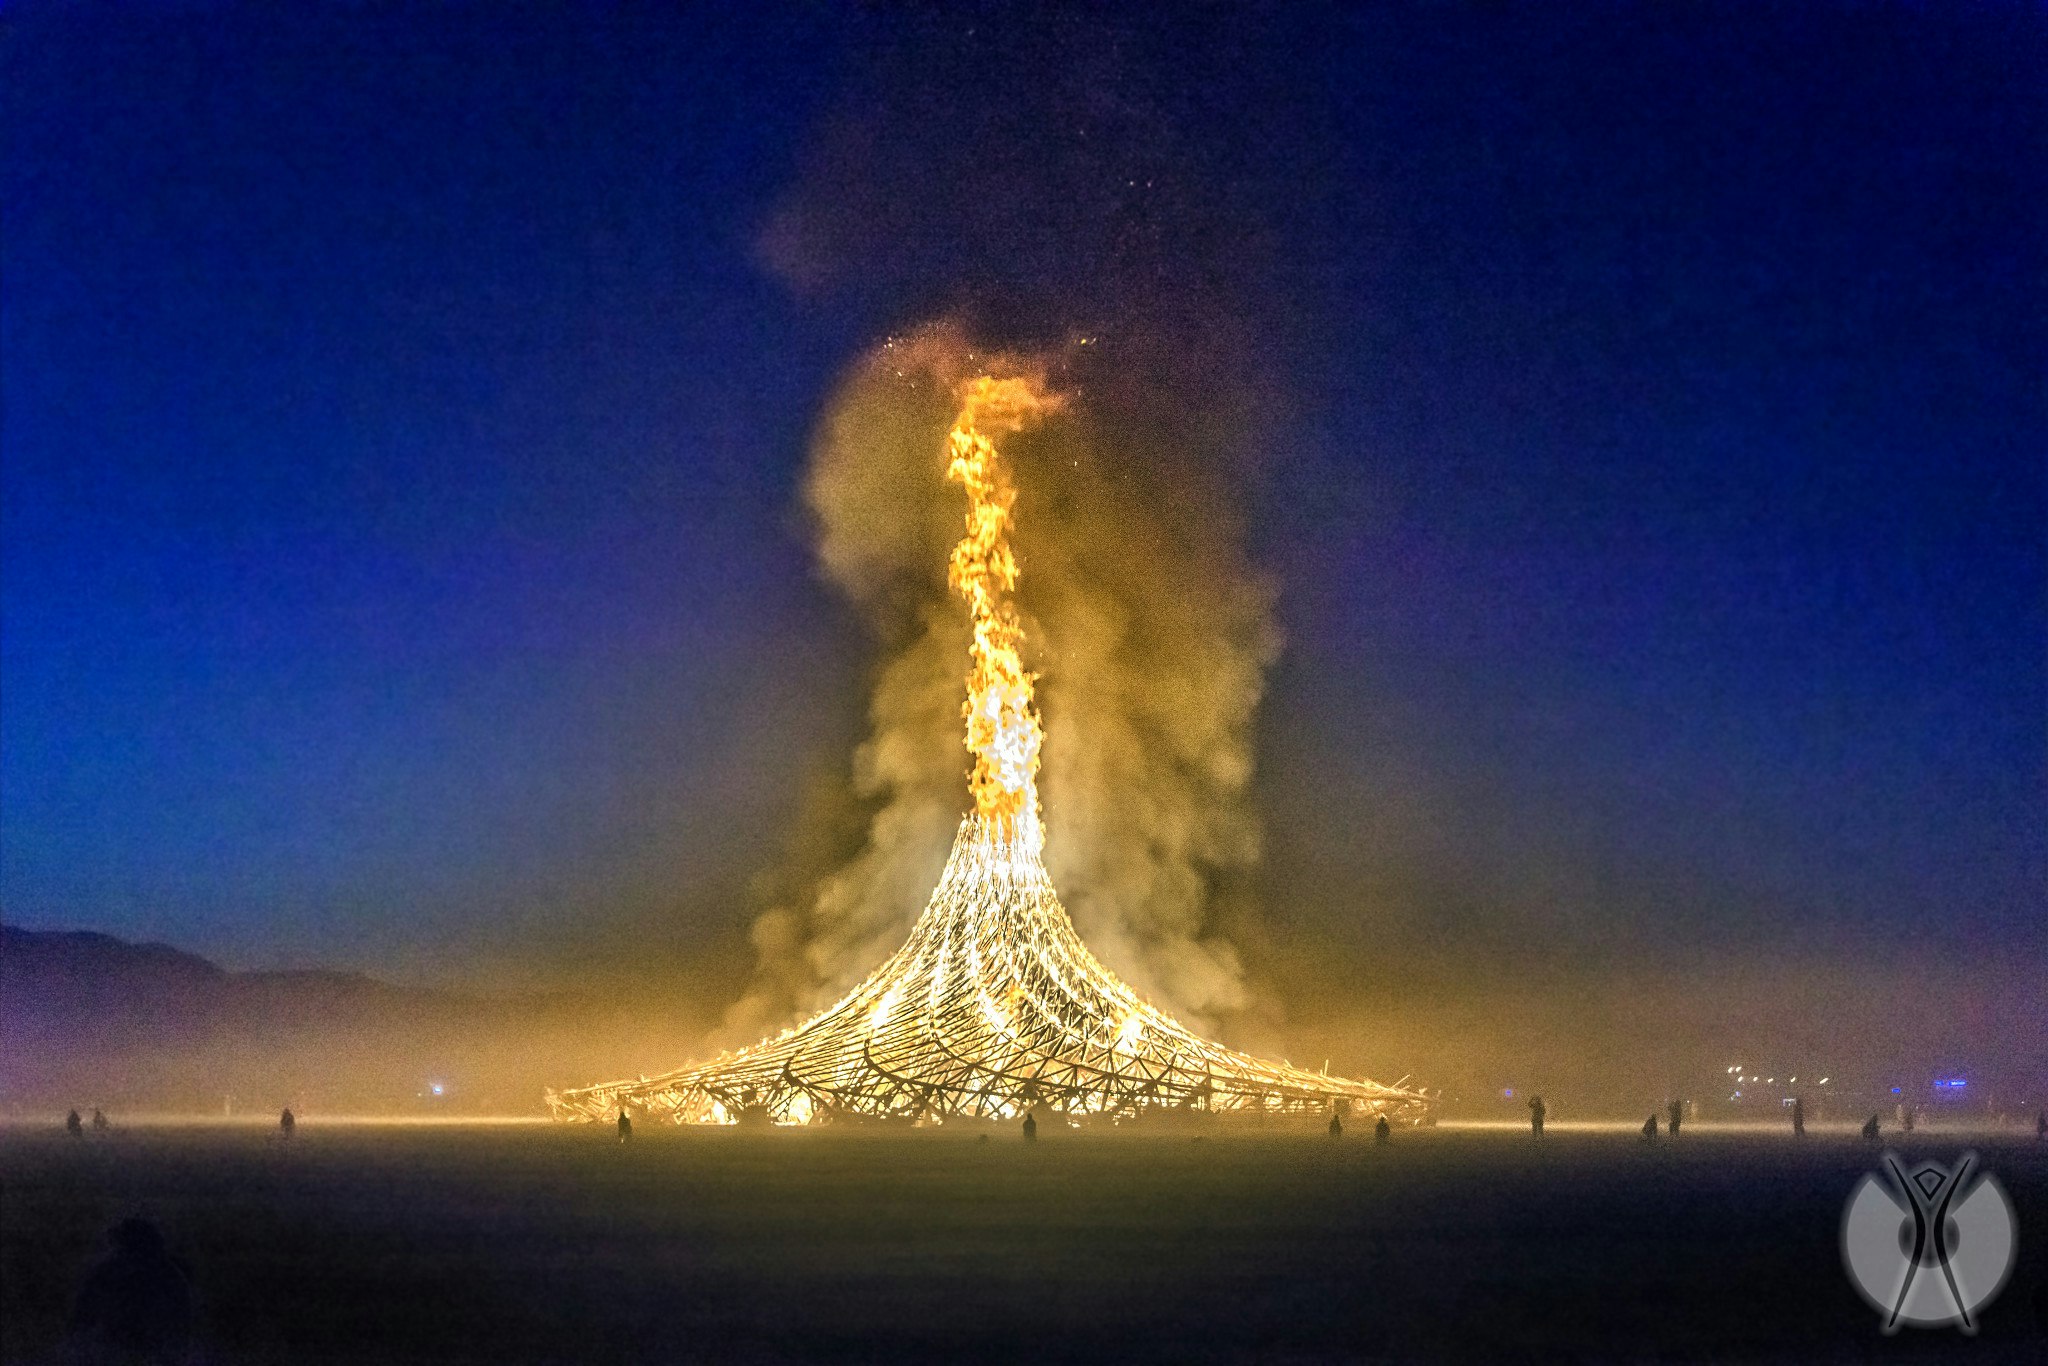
[4,1119,2043,1363]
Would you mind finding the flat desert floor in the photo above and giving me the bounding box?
[3,1120,2043,1363]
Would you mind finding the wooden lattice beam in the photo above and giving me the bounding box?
[547,817,1429,1128]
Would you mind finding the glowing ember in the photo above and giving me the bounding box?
[547,369,1427,1128]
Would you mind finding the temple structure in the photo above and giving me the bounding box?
[548,365,1427,1127]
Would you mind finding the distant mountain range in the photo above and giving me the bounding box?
[0,926,719,1117]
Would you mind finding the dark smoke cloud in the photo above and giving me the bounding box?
[749,6,1332,354]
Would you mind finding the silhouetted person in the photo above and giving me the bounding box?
[1901,1104,1915,1134]
[1667,1099,1683,1136]
[92,1107,111,1133]
[1528,1096,1546,1137]
[66,1109,84,1138]
[1641,1114,1658,1141]
[1791,1096,1805,1138]
[616,1110,632,1143]
[1328,1112,1343,1139]
[1022,1111,1038,1142]
[279,1108,295,1140]
[1861,1113,1880,1141]
[68,1217,192,1365]
[1374,1115,1391,1145]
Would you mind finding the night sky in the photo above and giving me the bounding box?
[6,2,2042,1029]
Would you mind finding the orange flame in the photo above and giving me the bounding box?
[946,372,1059,846]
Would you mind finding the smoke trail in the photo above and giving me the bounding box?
[723,323,1280,1040]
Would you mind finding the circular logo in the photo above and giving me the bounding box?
[1842,1152,2016,1332]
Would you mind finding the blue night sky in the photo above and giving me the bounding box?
[4,4,2041,994]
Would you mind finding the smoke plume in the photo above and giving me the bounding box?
[721,7,1327,1044]
[723,323,1280,1041]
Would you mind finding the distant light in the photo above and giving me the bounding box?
[1819,1077,1830,1085]
[1891,1087,1902,1095]
[430,1083,445,1096]
[1789,1077,1797,1083]
[1935,1078,1967,1090]
[1767,1077,1775,1084]
[1502,1087,1515,1099]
